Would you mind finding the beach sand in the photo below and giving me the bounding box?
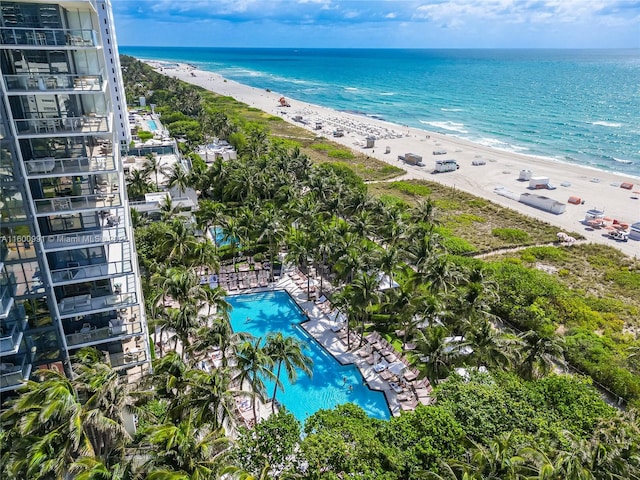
[147,61,639,258]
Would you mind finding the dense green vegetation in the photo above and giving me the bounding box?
[2,55,638,480]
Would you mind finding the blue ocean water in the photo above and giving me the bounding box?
[121,47,640,178]
[226,291,390,422]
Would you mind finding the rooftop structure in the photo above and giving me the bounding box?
[0,0,150,396]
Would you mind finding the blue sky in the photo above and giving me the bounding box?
[113,0,640,49]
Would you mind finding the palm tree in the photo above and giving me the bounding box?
[174,367,239,431]
[517,330,565,380]
[234,338,277,423]
[196,200,227,251]
[160,219,200,266]
[1,351,131,480]
[69,457,132,480]
[130,207,149,228]
[451,432,537,480]
[264,332,313,413]
[188,320,248,367]
[159,195,182,221]
[167,162,191,197]
[126,168,155,201]
[140,415,230,479]
[285,227,312,297]
[257,205,286,282]
[171,299,205,359]
[414,326,458,384]
[464,319,513,371]
[349,271,381,347]
[143,153,171,190]
[1,370,89,479]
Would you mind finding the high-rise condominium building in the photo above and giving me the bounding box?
[0,0,150,397]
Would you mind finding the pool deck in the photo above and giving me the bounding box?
[229,268,410,417]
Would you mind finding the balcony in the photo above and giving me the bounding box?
[0,27,97,48]
[34,192,122,215]
[0,318,27,356]
[0,280,16,319]
[43,226,128,251]
[0,355,32,393]
[14,115,110,137]
[109,348,148,369]
[4,72,104,93]
[65,319,144,348]
[58,291,138,319]
[50,260,133,285]
[24,155,116,177]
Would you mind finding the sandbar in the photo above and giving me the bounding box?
[144,61,639,258]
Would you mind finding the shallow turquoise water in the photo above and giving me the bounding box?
[209,226,236,247]
[226,291,390,422]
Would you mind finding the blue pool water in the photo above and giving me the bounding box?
[226,291,390,422]
[147,119,159,131]
[209,226,237,247]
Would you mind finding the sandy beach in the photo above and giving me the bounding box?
[147,61,639,258]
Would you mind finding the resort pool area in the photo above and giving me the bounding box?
[147,119,159,131]
[227,291,391,422]
[209,226,237,247]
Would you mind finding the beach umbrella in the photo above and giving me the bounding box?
[388,361,407,377]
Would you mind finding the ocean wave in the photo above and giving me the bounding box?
[613,157,634,165]
[380,92,395,96]
[590,121,623,128]
[344,87,359,92]
[441,108,465,112]
[420,120,468,134]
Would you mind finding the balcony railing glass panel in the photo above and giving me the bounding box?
[25,156,116,176]
[109,348,147,368]
[15,116,110,136]
[58,291,137,318]
[43,226,128,251]
[4,73,104,92]
[50,260,133,285]
[65,319,144,348]
[34,193,122,215]
[0,355,31,392]
[0,27,97,48]
[0,318,27,356]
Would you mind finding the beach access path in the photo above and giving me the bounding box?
[147,61,639,258]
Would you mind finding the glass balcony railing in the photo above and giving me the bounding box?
[34,192,122,215]
[25,155,116,177]
[58,291,138,318]
[50,260,133,284]
[0,318,27,356]
[4,72,104,92]
[43,226,128,250]
[0,355,31,392]
[0,280,17,319]
[0,27,97,48]
[65,319,144,348]
[109,348,147,369]
[15,115,110,136]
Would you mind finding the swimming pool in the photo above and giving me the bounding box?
[226,291,390,422]
[147,119,159,131]
[209,226,238,248]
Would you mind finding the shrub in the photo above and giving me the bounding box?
[137,130,154,142]
[492,227,530,243]
[389,181,432,197]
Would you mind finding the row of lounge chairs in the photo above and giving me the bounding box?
[288,269,317,295]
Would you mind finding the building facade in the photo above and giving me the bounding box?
[0,0,150,397]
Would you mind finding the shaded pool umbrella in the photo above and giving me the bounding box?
[388,361,407,377]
